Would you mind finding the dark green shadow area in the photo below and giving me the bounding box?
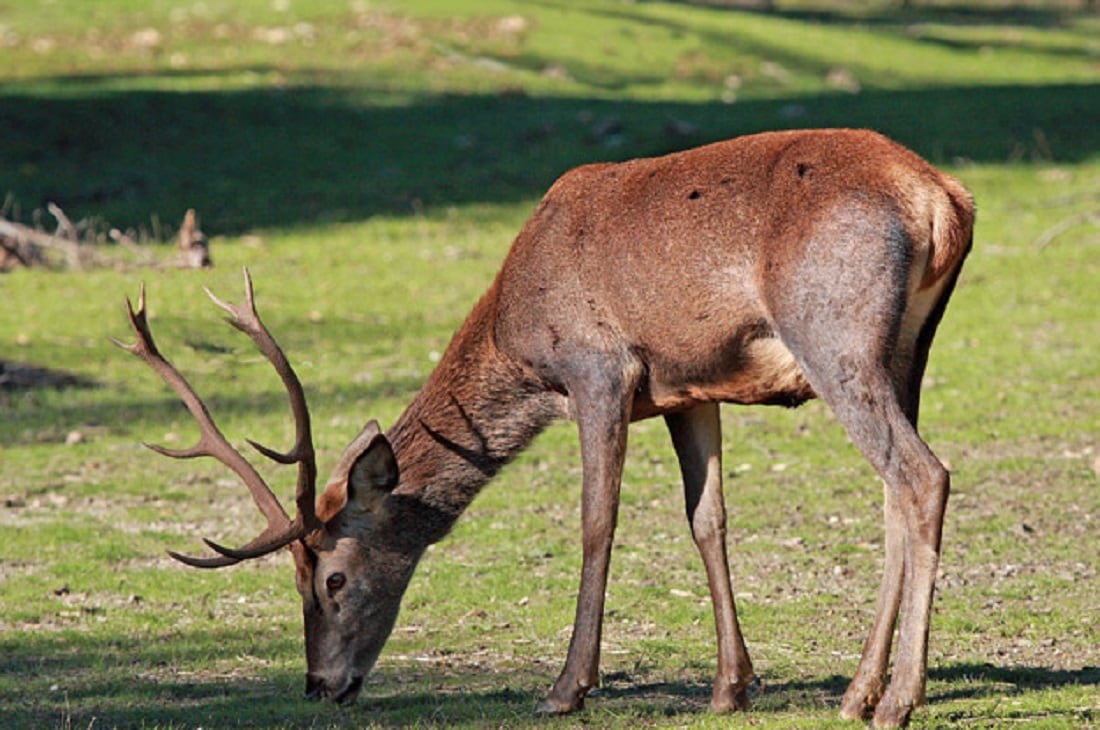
[2,79,1097,233]
[0,629,541,728]
[0,360,98,391]
[928,662,1100,701]
[0,316,427,448]
[3,628,1097,728]
[662,0,1093,29]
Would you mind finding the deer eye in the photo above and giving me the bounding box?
[325,573,346,593]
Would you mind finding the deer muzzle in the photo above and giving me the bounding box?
[305,672,364,704]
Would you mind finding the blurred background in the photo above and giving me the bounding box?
[2,0,1096,235]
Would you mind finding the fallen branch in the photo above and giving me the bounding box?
[177,208,212,268]
[47,201,79,241]
[0,232,39,270]
[110,227,158,265]
[0,205,213,272]
[0,216,84,269]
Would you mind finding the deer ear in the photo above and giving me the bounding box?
[345,421,399,511]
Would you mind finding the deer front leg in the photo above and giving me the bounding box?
[665,402,753,712]
[538,360,638,715]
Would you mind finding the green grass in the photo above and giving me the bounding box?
[1,1,1098,728]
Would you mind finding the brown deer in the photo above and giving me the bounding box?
[116,129,974,728]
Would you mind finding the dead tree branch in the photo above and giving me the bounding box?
[0,205,212,272]
[0,217,83,269]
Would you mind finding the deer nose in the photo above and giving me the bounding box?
[304,673,325,701]
[332,675,364,704]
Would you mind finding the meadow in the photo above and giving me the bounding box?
[1,1,1097,727]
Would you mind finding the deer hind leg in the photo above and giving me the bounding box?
[840,260,962,726]
[665,401,754,712]
[796,349,948,729]
[839,328,927,722]
[767,218,951,727]
[792,330,952,727]
[839,473,906,721]
[538,355,642,715]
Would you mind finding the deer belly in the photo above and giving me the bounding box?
[634,336,816,419]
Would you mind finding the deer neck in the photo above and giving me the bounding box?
[383,284,560,545]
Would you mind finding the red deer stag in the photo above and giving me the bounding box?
[116,129,973,728]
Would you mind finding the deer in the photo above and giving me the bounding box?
[115,128,974,728]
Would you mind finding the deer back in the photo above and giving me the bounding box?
[493,128,973,417]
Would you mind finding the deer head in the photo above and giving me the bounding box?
[114,269,414,703]
[289,421,423,703]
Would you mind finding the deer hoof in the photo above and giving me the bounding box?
[839,677,883,721]
[710,680,751,713]
[839,695,875,721]
[870,691,916,728]
[535,695,584,715]
[537,673,593,715]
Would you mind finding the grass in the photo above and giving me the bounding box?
[1,0,1098,728]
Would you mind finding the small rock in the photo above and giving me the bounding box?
[825,67,861,94]
[65,430,84,445]
[130,27,162,49]
[541,63,571,81]
[496,15,530,35]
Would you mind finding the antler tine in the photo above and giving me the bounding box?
[167,549,240,569]
[205,268,320,532]
[114,278,310,568]
[203,270,311,465]
[167,525,307,568]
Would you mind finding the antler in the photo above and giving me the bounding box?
[113,269,320,568]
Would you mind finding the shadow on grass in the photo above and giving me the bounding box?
[2,626,1097,728]
[666,0,1093,28]
[929,661,1100,700]
[0,628,540,727]
[1,306,433,447]
[2,79,1097,235]
[543,661,1100,715]
[0,360,98,392]
[590,670,846,712]
[0,375,426,450]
